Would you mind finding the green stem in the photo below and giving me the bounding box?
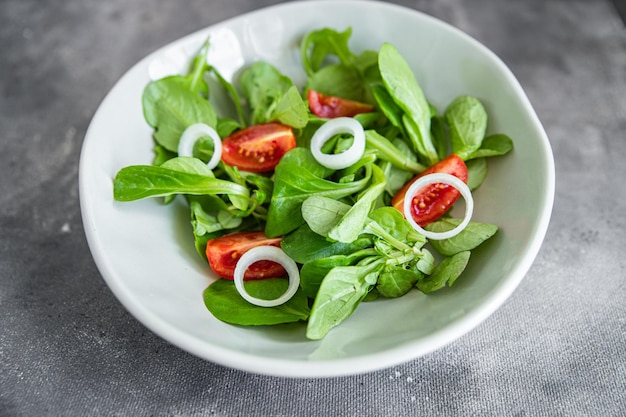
[363,219,411,251]
[189,40,211,93]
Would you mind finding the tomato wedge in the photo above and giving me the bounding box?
[206,231,285,280]
[308,89,374,118]
[221,123,296,172]
[392,154,469,227]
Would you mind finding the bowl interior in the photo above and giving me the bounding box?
[79,0,554,377]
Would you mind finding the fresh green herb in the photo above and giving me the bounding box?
[417,251,471,294]
[431,115,449,161]
[365,130,426,173]
[300,27,356,76]
[113,159,249,210]
[427,219,498,256]
[377,266,423,298]
[208,65,247,127]
[301,27,379,104]
[444,95,488,160]
[265,148,372,237]
[240,61,308,128]
[466,157,488,190]
[203,278,310,325]
[306,261,382,339]
[293,206,433,339]
[468,133,514,159]
[378,43,438,165]
[142,77,218,152]
[280,224,372,264]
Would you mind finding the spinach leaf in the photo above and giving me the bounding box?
[365,130,426,173]
[142,76,217,152]
[161,155,214,176]
[378,43,438,165]
[431,114,449,161]
[466,157,488,191]
[327,164,386,243]
[113,162,249,210]
[152,144,176,166]
[299,252,372,299]
[427,219,498,256]
[203,278,310,325]
[240,62,307,128]
[403,115,438,166]
[377,138,419,198]
[209,66,247,127]
[302,164,386,242]
[244,174,274,206]
[371,83,406,134]
[379,160,413,202]
[468,133,514,159]
[188,195,243,259]
[190,195,242,235]
[272,85,309,128]
[188,193,262,259]
[281,224,372,264]
[417,251,471,294]
[377,266,422,298]
[302,196,351,237]
[299,260,337,299]
[444,95,487,160]
[265,149,371,237]
[300,27,355,76]
[306,261,382,340]
[301,27,378,104]
[278,145,334,178]
[306,64,370,102]
[215,118,240,139]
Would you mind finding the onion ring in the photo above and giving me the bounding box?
[310,117,365,170]
[233,246,300,307]
[178,123,222,170]
[403,173,474,240]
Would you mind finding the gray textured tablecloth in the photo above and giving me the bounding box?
[1,0,625,415]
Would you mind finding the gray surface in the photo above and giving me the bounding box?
[1,0,625,415]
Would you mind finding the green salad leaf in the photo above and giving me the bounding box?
[113,161,249,210]
[427,219,498,256]
[378,43,438,165]
[142,76,218,152]
[203,278,310,325]
[265,148,372,237]
[417,251,471,294]
[240,61,308,128]
[306,261,382,340]
[445,95,488,160]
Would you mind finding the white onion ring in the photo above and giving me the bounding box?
[310,117,365,170]
[177,123,222,170]
[403,173,474,240]
[233,246,300,308]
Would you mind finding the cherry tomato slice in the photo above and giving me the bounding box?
[221,123,296,172]
[206,231,285,280]
[392,154,469,227]
[308,89,374,118]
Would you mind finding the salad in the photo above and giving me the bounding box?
[113,27,513,340]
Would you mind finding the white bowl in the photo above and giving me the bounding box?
[79,0,554,377]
